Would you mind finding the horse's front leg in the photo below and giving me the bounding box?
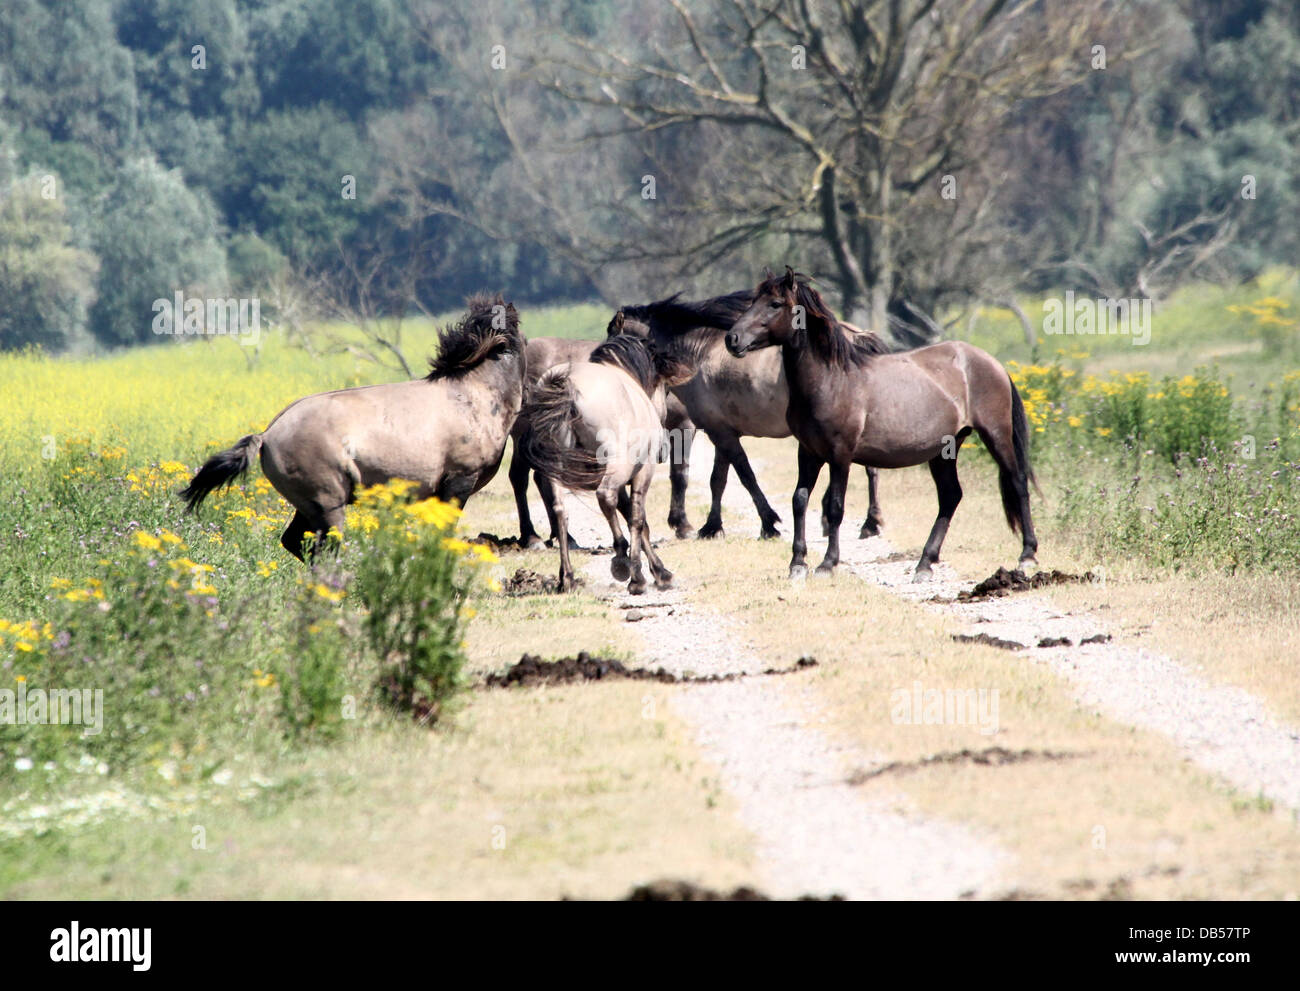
[815,461,850,575]
[715,432,782,539]
[789,445,823,579]
[697,444,729,539]
[666,421,695,539]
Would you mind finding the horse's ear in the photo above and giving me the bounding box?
[782,266,797,291]
[612,310,625,334]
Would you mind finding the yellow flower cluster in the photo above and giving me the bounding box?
[0,617,53,655]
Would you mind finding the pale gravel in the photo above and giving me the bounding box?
[536,438,1012,898]
[815,511,1300,816]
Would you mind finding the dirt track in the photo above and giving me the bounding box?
[504,435,1300,898]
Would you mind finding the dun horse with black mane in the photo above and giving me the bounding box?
[726,269,1038,582]
[520,335,694,594]
[179,293,527,560]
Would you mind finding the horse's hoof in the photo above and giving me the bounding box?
[628,581,647,596]
[655,575,674,590]
[673,524,694,540]
[697,523,724,540]
[610,555,632,582]
[789,564,808,581]
[859,518,884,539]
[558,576,575,593]
[912,567,933,584]
[760,526,781,540]
[521,534,546,550]
[1018,557,1039,576]
[812,563,835,579]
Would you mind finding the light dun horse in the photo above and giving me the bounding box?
[180,294,527,559]
[611,292,885,541]
[520,335,693,594]
[726,270,1038,582]
[508,336,698,550]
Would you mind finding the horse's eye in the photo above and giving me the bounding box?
[769,300,782,309]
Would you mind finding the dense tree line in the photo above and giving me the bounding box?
[0,0,1295,352]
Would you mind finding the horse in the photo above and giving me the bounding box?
[725,269,1038,582]
[610,292,885,541]
[509,337,696,549]
[179,293,527,560]
[519,335,694,594]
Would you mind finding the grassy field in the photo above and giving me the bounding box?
[2,278,1299,898]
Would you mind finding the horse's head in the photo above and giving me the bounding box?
[727,267,804,356]
[607,308,652,340]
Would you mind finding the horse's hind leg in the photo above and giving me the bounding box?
[915,454,963,582]
[552,490,576,592]
[624,468,653,595]
[860,466,885,538]
[621,485,672,590]
[280,511,311,562]
[977,426,1038,571]
[533,472,582,550]
[789,445,824,580]
[815,460,850,576]
[508,441,543,548]
[596,484,633,584]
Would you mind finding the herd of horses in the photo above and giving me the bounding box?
[181,269,1039,593]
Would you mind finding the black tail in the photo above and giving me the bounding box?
[178,434,263,512]
[998,380,1038,534]
[517,369,605,490]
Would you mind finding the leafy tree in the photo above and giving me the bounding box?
[88,157,228,346]
[0,173,99,351]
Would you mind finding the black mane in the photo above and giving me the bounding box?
[757,270,891,368]
[426,292,522,379]
[609,289,756,339]
[589,334,658,393]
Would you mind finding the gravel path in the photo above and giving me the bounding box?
[524,437,1300,898]
[812,516,1300,815]
[543,441,1011,899]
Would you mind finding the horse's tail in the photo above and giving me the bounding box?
[997,378,1039,534]
[178,434,263,513]
[518,368,605,491]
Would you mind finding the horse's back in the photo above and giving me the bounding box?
[676,336,790,438]
[567,363,662,473]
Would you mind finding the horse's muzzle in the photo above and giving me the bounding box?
[725,332,746,357]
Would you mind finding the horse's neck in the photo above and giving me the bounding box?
[478,351,527,412]
[782,340,843,398]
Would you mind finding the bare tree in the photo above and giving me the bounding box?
[538,0,1117,326]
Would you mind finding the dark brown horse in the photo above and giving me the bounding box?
[510,336,694,548]
[726,270,1038,581]
[180,294,526,559]
[610,292,884,540]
